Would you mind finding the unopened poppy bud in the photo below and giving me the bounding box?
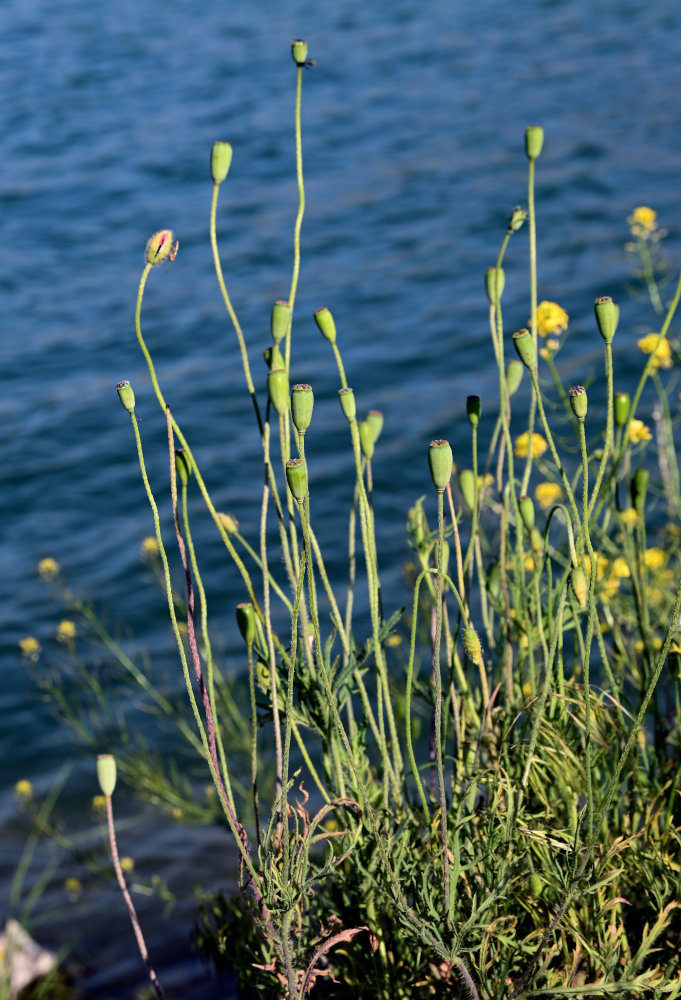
[218,512,239,534]
[358,420,374,460]
[525,125,544,161]
[509,205,528,232]
[458,468,475,511]
[115,380,135,413]
[264,345,284,370]
[236,602,257,645]
[407,500,429,550]
[429,440,453,493]
[285,458,307,502]
[518,495,535,532]
[268,368,289,417]
[571,566,588,609]
[505,360,523,396]
[614,392,630,428]
[466,395,481,427]
[291,384,314,433]
[271,301,292,345]
[339,387,356,422]
[485,266,505,304]
[486,562,501,599]
[569,385,588,421]
[145,229,175,266]
[631,467,649,517]
[594,296,619,344]
[210,142,233,185]
[291,39,308,65]
[513,329,537,370]
[463,626,482,666]
[314,306,337,344]
[366,410,384,444]
[97,754,117,797]
[175,449,192,486]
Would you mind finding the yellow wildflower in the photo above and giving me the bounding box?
[534,301,569,339]
[476,473,494,490]
[644,548,665,570]
[534,481,562,510]
[14,779,33,801]
[637,333,672,370]
[628,418,652,443]
[522,682,533,698]
[600,576,621,601]
[582,553,609,581]
[621,508,638,526]
[38,558,60,580]
[140,537,159,557]
[628,206,657,237]
[120,857,134,873]
[524,553,536,572]
[64,877,82,899]
[514,432,548,459]
[635,637,663,653]
[19,636,41,659]
[611,557,631,579]
[56,620,76,643]
[91,794,107,814]
[386,633,402,647]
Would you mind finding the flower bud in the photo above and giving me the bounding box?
[570,566,588,609]
[518,495,535,532]
[291,39,308,65]
[115,380,135,413]
[486,562,501,600]
[429,440,453,493]
[365,410,384,444]
[291,384,314,433]
[569,385,587,421]
[513,329,537,370]
[264,345,285,370]
[463,626,482,666]
[285,458,307,502]
[594,296,619,344]
[97,754,117,797]
[314,306,337,344]
[218,512,239,534]
[211,142,233,185]
[271,300,292,345]
[267,368,289,417]
[145,229,175,266]
[631,466,649,517]
[614,391,630,428]
[175,449,192,486]
[339,387,356,422]
[509,206,528,231]
[458,468,475,512]
[236,602,257,645]
[525,125,544,160]
[358,420,374,460]
[407,499,429,550]
[466,395,481,427]
[505,360,523,396]
[485,266,505,305]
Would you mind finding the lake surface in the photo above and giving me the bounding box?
[3,1,681,995]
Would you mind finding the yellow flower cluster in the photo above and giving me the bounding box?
[38,558,60,580]
[14,779,33,801]
[56,620,76,643]
[19,636,41,659]
[628,418,652,443]
[644,547,665,570]
[534,301,568,339]
[140,536,159,557]
[628,206,657,238]
[534,481,562,510]
[514,432,548,459]
[637,333,673,370]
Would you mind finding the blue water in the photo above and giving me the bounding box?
[3,1,681,995]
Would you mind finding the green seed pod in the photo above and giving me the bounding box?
[314,306,337,344]
[264,345,285,370]
[271,300,292,345]
[508,205,528,232]
[631,466,649,517]
[518,495,535,532]
[267,368,289,417]
[505,359,524,396]
[358,420,375,460]
[145,229,175,266]
[291,384,314,433]
[365,410,384,444]
[466,395,481,427]
[428,440,453,493]
[115,380,135,413]
[594,296,619,344]
[485,266,505,305]
[486,562,501,600]
[458,468,476,512]
[339,387,356,422]
[175,449,192,486]
[569,385,588,421]
[96,754,117,797]
[285,458,308,502]
[210,142,233,185]
[525,125,544,160]
[236,602,257,645]
[513,329,537,370]
[614,391,630,428]
[291,39,308,65]
[570,566,588,610]
[463,626,482,666]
